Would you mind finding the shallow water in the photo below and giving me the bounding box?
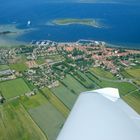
[0,1,140,48]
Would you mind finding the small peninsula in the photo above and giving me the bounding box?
[51,18,103,28]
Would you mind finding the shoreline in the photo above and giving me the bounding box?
[0,38,140,50]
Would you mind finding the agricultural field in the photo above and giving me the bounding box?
[21,93,48,110]
[9,62,28,72]
[123,91,140,114]
[0,65,9,70]
[121,70,132,79]
[21,93,65,140]
[125,68,140,79]
[29,103,65,140]
[0,100,47,140]
[41,87,69,117]
[62,74,87,94]
[52,83,78,109]
[9,55,28,72]
[86,71,137,96]
[73,71,95,89]
[0,78,31,99]
[90,67,117,80]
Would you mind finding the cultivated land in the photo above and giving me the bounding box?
[88,70,137,96]
[123,90,140,114]
[0,65,9,70]
[0,100,47,140]
[29,103,65,140]
[62,74,87,94]
[21,93,65,140]
[9,62,28,72]
[41,87,70,117]
[9,56,28,72]
[0,78,31,99]
[90,67,118,80]
[52,84,78,109]
[125,68,140,79]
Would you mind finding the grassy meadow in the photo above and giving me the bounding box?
[123,91,140,114]
[90,67,117,80]
[21,93,65,140]
[0,100,47,140]
[0,78,31,99]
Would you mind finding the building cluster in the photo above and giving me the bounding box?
[0,40,140,88]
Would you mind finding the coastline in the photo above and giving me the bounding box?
[1,38,140,50]
[30,39,140,50]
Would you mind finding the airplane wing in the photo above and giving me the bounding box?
[57,88,140,140]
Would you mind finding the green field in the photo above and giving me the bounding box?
[51,74,91,109]
[41,87,70,117]
[63,74,87,94]
[87,71,137,96]
[90,67,117,80]
[52,84,78,109]
[74,71,95,88]
[9,55,28,72]
[0,78,31,99]
[0,65,9,70]
[21,93,65,140]
[0,100,47,140]
[9,62,28,72]
[29,103,65,140]
[21,93,48,110]
[121,70,132,79]
[123,91,140,114]
[125,68,140,79]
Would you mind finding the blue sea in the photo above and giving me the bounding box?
[0,1,140,48]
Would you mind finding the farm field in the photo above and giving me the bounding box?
[73,71,95,88]
[0,78,31,99]
[0,100,47,140]
[9,55,28,72]
[9,62,28,72]
[90,67,117,80]
[87,71,137,96]
[123,91,140,114]
[41,87,69,117]
[62,74,87,94]
[121,70,132,79]
[29,103,65,140]
[125,68,140,79]
[21,93,65,140]
[21,93,48,110]
[0,65,9,70]
[52,83,78,109]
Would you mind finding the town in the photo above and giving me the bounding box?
[0,40,140,88]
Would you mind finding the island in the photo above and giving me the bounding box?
[51,18,103,28]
